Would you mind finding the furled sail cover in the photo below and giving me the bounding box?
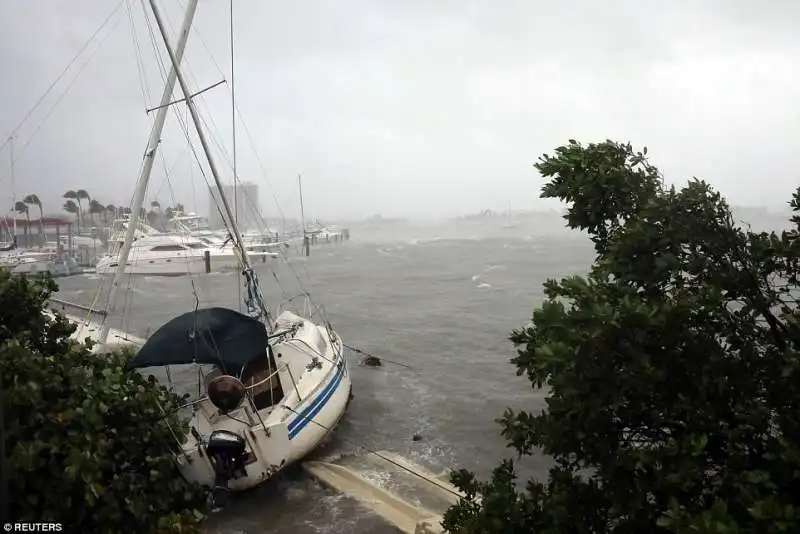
[127,307,269,374]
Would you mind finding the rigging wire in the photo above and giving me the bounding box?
[119,0,158,332]
[138,0,209,291]
[169,0,286,226]
[146,0,273,322]
[162,26,333,319]
[140,0,228,236]
[124,0,334,334]
[125,0,154,108]
[230,0,243,312]
[59,3,143,336]
[2,7,127,168]
[0,0,126,155]
[146,1,277,324]
[81,0,154,335]
[144,2,277,250]
[138,0,222,228]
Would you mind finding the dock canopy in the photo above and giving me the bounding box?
[127,307,269,374]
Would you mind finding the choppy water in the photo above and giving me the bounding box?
[54,217,594,533]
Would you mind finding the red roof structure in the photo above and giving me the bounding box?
[0,217,73,229]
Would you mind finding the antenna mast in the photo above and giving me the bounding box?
[299,174,310,256]
[229,0,238,228]
[230,0,242,311]
[298,174,306,235]
[8,137,16,241]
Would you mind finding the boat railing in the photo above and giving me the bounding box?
[49,297,108,318]
[245,362,302,403]
[179,360,303,412]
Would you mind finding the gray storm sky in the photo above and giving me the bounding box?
[0,0,798,222]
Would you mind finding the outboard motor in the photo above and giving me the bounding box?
[204,374,249,509]
[206,429,248,509]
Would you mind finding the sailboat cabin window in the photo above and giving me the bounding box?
[186,243,207,249]
[150,244,186,251]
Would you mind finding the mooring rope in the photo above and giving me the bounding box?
[343,343,416,370]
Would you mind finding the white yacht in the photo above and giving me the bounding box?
[0,240,82,277]
[170,213,289,253]
[94,233,277,276]
[302,220,349,243]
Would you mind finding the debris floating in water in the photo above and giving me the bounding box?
[412,433,422,442]
[346,343,416,369]
[361,355,382,367]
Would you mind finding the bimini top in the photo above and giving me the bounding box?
[127,307,269,374]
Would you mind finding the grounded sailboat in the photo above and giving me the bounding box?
[127,0,352,508]
[59,0,352,509]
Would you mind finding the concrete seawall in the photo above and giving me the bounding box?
[302,451,463,534]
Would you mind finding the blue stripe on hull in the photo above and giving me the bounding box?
[287,359,347,439]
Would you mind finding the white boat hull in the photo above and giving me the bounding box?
[94,250,277,276]
[12,259,82,277]
[175,312,352,494]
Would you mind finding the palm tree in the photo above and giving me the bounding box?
[88,199,104,225]
[23,194,45,244]
[63,200,79,233]
[14,201,30,238]
[76,189,90,228]
[63,191,79,231]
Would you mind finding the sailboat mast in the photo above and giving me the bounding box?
[147,0,252,272]
[8,136,16,241]
[98,0,199,347]
[229,0,238,228]
[298,174,306,236]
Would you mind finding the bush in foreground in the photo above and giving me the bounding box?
[443,140,800,533]
[0,270,207,533]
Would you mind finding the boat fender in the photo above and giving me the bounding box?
[207,374,246,413]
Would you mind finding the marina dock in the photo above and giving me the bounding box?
[302,451,464,534]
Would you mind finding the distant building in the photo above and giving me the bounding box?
[208,182,261,230]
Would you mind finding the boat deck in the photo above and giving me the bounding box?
[68,316,146,349]
[45,308,146,350]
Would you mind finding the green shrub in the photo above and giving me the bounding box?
[443,140,800,533]
[0,270,207,532]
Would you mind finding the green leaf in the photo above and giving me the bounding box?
[0,269,207,532]
[443,140,800,534]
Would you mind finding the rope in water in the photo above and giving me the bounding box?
[343,343,416,370]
